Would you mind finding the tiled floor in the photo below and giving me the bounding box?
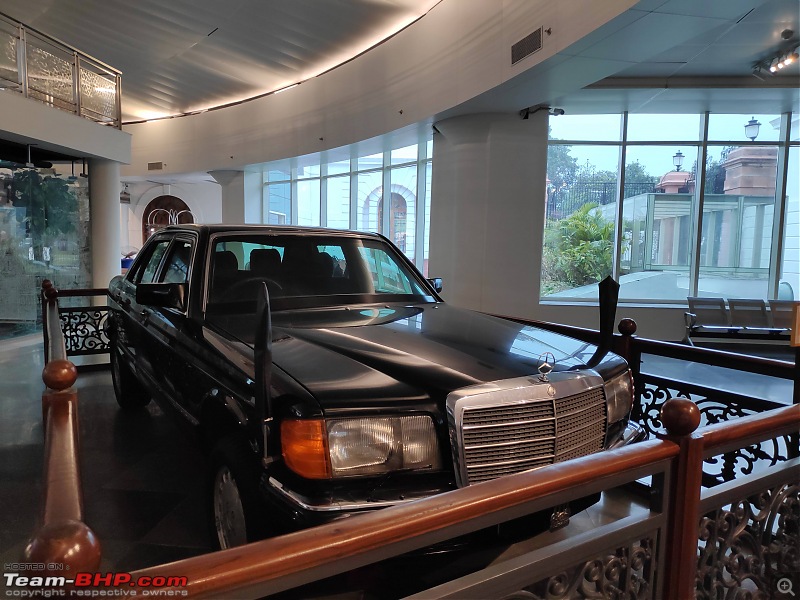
[0,337,214,579]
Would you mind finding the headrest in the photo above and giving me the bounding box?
[250,248,281,275]
[213,250,238,274]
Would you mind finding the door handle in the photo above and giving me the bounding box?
[140,308,152,318]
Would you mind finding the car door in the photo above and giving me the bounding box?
[138,235,204,420]
[116,236,172,387]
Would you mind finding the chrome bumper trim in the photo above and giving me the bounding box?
[608,421,647,449]
[267,477,425,513]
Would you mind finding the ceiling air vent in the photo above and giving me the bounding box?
[147,161,163,171]
[512,27,542,65]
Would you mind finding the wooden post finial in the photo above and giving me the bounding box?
[618,318,637,336]
[42,359,78,391]
[24,520,101,576]
[660,398,701,436]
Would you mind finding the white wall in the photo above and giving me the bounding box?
[121,0,641,178]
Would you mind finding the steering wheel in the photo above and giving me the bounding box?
[218,277,284,302]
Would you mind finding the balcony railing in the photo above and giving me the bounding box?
[0,11,121,128]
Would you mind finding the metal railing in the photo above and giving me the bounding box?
[41,285,111,366]
[0,11,121,128]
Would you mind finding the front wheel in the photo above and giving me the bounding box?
[110,340,151,410]
[210,437,268,549]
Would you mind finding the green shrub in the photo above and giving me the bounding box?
[542,203,613,293]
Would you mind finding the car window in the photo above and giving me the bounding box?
[357,246,418,294]
[206,234,431,308]
[130,240,170,285]
[159,239,193,284]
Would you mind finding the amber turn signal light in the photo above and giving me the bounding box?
[281,419,331,479]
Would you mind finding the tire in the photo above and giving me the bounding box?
[209,436,269,549]
[110,341,151,410]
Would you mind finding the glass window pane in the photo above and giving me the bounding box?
[326,175,350,230]
[697,145,778,300]
[297,179,320,226]
[327,159,351,176]
[707,113,782,143]
[159,240,192,284]
[358,152,383,171]
[388,166,417,258]
[391,144,417,165]
[542,144,619,299]
[423,162,432,276]
[297,164,320,179]
[549,114,621,142]
[268,169,291,182]
[356,171,383,233]
[618,146,698,301]
[781,146,799,300]
[265,182,290,224]
[426,139,433,160]
[627,114,701,142]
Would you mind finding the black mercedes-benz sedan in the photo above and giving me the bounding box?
[107,224,644,549]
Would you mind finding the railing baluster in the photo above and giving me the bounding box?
[659,398,703,600]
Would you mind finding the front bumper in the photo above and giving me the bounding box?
[608,421,648,449]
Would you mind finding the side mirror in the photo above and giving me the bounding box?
[427,277,443,293]
[136,282,186,311]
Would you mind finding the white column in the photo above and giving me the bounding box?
[429,112,548,317]
[209,170,261,224]
[88,159,121,289]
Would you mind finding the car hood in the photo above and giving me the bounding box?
[257,303,622,408]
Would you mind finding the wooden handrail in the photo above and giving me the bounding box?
[701,403,800,455]
[130,439,677,598]
[25,285,101,577]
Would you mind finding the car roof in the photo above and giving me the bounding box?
[160,223,384,239]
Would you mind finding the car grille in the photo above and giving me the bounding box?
[447,374,607,486]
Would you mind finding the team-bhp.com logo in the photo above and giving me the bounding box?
[4,570,188,597]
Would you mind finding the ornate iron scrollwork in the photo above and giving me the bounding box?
[59,306,110,356]
[697,482,800,599]
[637,380,791,486]
[516,536,657,599]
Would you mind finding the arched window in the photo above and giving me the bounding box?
[142,195,193,244]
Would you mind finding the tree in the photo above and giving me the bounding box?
[12,169,77,260]
[624,161,658,185]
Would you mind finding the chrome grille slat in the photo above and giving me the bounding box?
[447,373,607,487]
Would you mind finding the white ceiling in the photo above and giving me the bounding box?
[0,0,797,181]
[2,0,797,125]
[0,0,440,122]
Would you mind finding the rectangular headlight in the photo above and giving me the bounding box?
[327,415,441,477]
[604,369,634,424]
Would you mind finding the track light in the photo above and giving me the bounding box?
[755,42,799,77]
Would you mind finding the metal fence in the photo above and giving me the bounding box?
[546,181,657,221]
[0,11,121,128]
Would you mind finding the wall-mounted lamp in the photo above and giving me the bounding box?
[673,151,684,172]
[744,117,761,141]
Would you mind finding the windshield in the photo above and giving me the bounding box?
[206,233,432,309]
